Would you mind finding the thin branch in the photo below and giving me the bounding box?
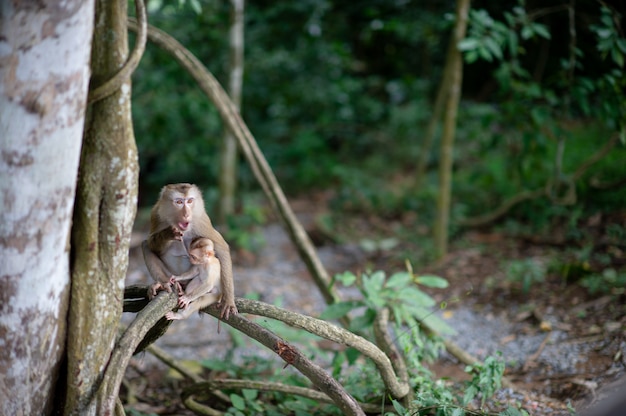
[182,379,389,414]
[147,344,203,383]
[88,0,147,104]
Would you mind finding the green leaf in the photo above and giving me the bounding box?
[463,385,478,406]
[532,23,551,39]
[397,287,436,307]
[363,271,386,295]
[334,271,357,286]
[478,46,493,61]
[458,37,480,51]
[242,389,258,401]
[415,275,449,288]
[385,272,412,288]
[465,50,479,63]
[485,37,503,60]
[391,399,407,413]
[320,300,363,320]
[230,393,246,411]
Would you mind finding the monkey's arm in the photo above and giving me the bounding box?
[212,236,238,319]
[170,265,201,283]
[142,240,174,297]
[147,226,183,250]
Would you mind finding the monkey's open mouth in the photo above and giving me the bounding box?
[179,222,190,231]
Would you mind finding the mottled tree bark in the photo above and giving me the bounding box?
[0,1,94,414]
[65,0,139,413]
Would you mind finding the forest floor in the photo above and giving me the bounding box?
[123,193,626,415]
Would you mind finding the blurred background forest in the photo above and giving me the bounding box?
[123,0,626,413]
[131,0,625,268]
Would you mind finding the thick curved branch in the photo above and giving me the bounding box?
[88,0,147,104]
[234,298,410,399]
[127,18,339,307]
[98,291,178,413]
[199,302,365,415]
[123,288,410,400]
[373,308,410,393]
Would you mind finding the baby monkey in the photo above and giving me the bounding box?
[165,237,222,321]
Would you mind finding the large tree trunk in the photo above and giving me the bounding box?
[64,0,139,413]
[434,0,470,259]
[0,1,94,414]
[217,0,245,224]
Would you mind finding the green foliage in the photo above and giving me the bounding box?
[579,268,626,295]
[463,353,505,407]
[505,259,546,293]
[323,269,453,337]
[222,194,267,252]
[226,389,264,416]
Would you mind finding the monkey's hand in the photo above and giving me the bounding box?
[171,225,184,241]
[165,311,182,321]
[148,281,172,299]
[178,295,192,309]
[169,276,184,294]
[219,301,238,320]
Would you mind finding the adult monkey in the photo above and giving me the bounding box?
[142,183,237,319]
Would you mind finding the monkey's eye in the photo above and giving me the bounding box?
[186,197,194,205]
[174,198,184,206]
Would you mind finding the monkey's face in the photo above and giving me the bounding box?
[172,195,194,231]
